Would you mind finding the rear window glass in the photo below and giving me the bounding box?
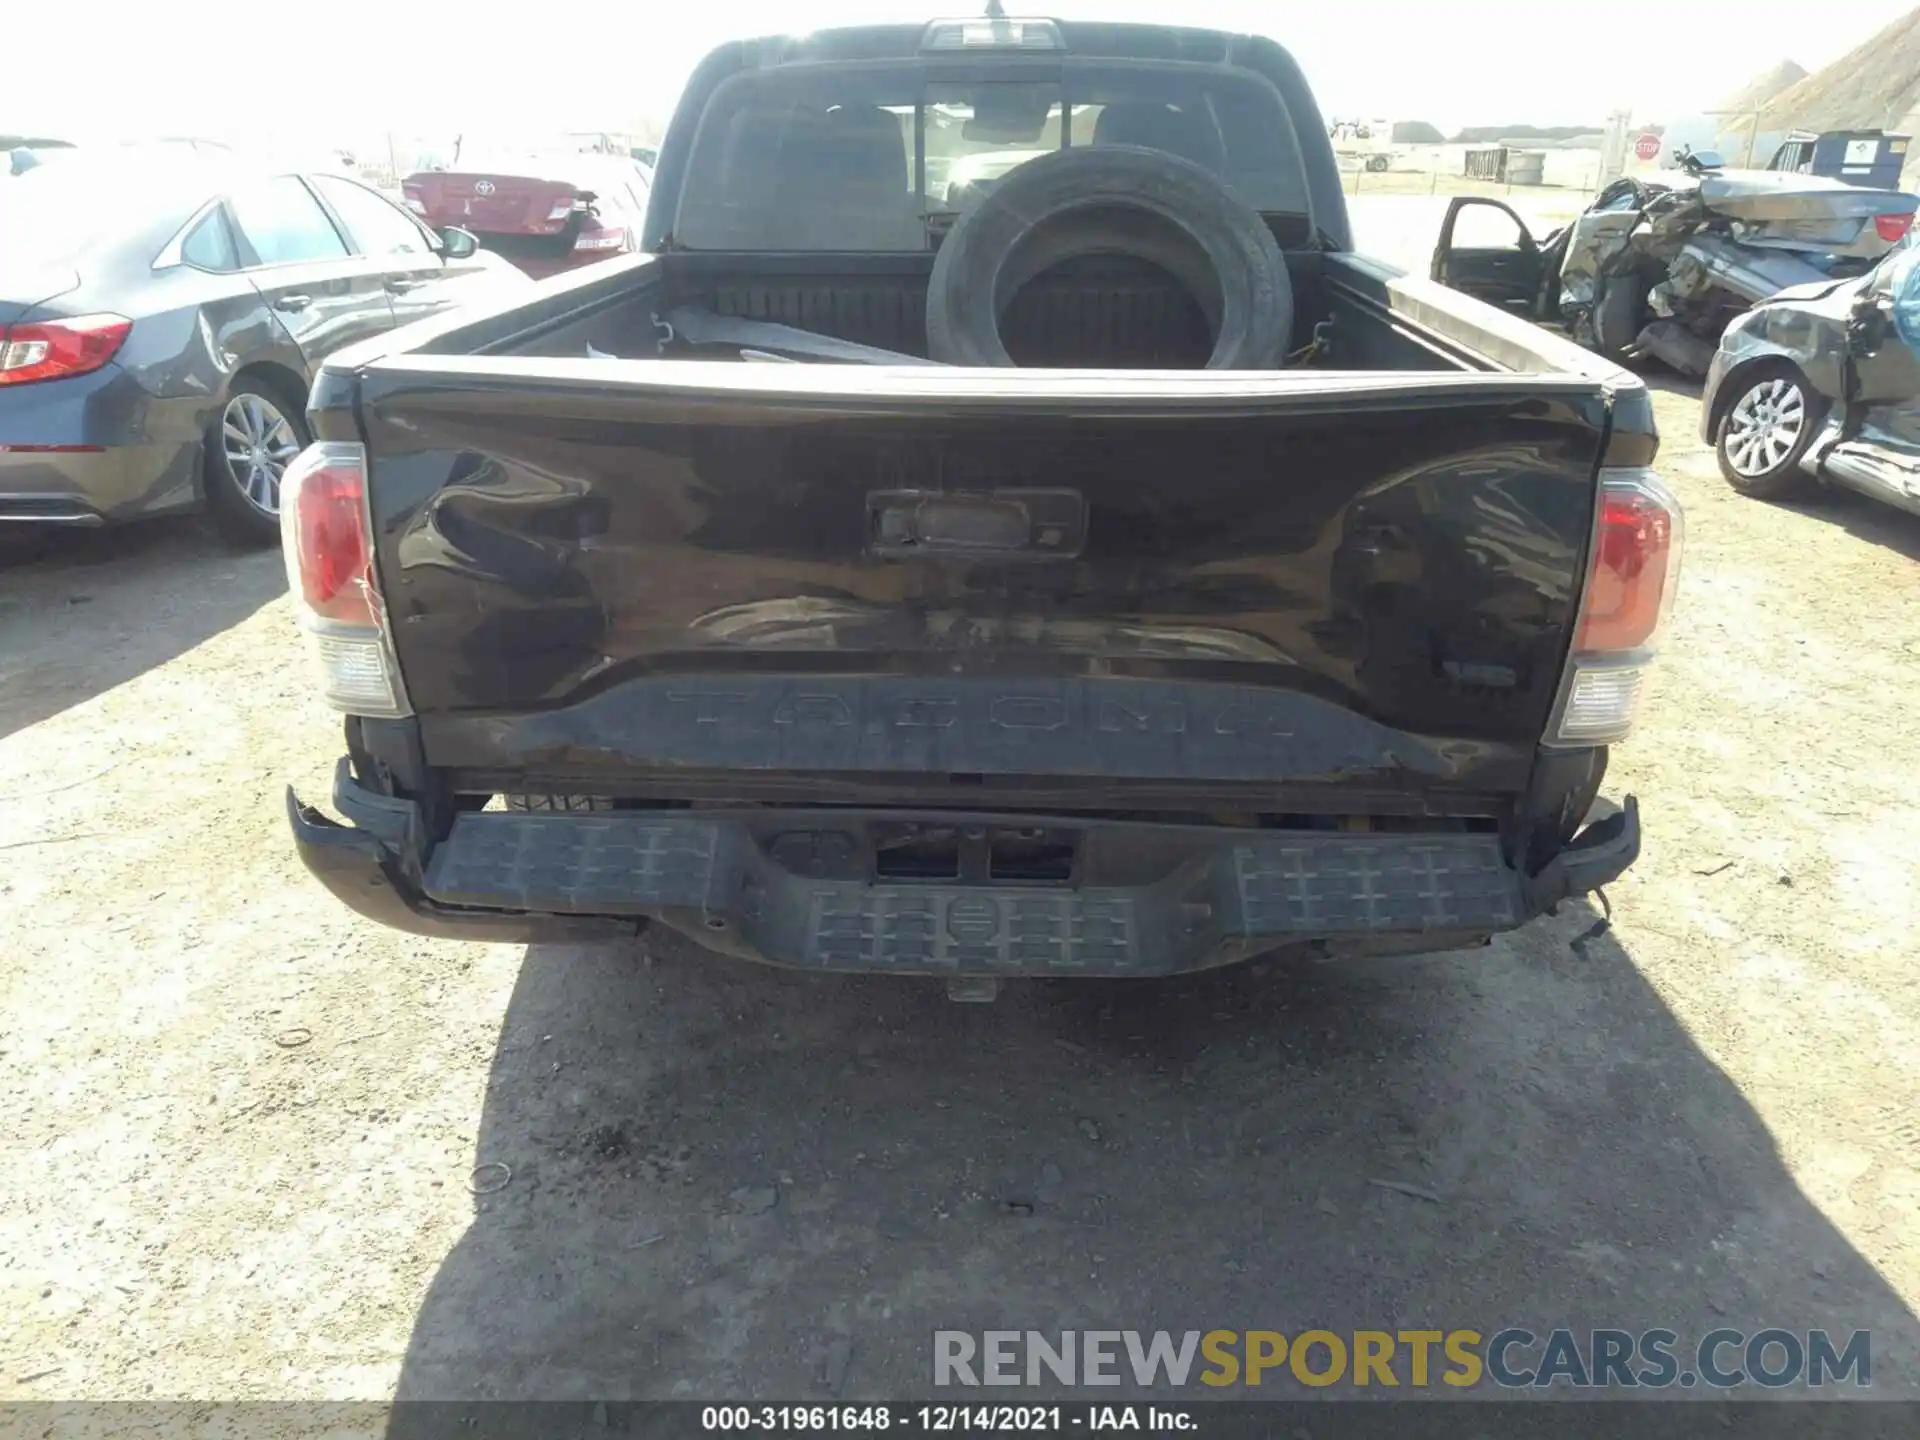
[438,151,636,189]
[0,154,215,267]
[564,158,653,214]
[444,150,572,177]
[0,166,105,265]
[674,60,1309,252]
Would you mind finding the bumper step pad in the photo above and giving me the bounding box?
[427,813,726,914]
[1234,838,1519,934]
[422,813,1524,976]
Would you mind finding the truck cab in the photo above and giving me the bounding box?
[1769,130,1912,191]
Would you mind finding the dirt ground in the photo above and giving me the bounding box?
[3,382,1919,1407]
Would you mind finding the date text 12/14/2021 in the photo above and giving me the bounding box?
[701,1406,1189,1431]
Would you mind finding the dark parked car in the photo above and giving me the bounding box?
[281,17,1675,993]
[1703,240,1920,518]
[0,151,530,543]
[401,152,653,280]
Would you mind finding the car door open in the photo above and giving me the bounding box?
[1431,197,1545,313]
[1846,250,1920,482]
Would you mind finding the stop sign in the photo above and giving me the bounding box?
[1634,133,1662,162]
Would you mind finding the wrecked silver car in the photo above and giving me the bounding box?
[1430,152,1917,377]
[1700,242,1920,518]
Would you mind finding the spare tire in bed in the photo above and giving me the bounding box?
[926,145,1292,369]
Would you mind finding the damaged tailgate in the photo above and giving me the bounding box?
[349,357,1619,809]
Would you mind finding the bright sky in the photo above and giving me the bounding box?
[9,1,1915,150]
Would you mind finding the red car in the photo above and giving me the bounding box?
[402,152,652,279]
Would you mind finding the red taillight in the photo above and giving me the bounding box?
[1552,468,1682,746]
[1575,477,1680,653]
[1876,213,1914,244]
[283,443,375,625]
[280,441,409,716]
[0,313,132,387]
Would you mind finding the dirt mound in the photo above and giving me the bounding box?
[1716,59,1809,116]
[1757,8,1920,133]
[1451,124,1607,144]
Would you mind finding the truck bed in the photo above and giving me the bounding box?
[400,248,1637,378]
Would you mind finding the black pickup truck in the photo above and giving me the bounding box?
[281,16,1679,990]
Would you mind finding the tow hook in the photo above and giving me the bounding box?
[946,976,1000,1003]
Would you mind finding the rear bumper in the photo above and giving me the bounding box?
[288,762,1640,973]
[0,445,197,524]
[0,370,204,523]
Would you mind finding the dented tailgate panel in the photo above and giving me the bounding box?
[355,362,1611,791]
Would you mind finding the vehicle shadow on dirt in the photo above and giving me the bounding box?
[1776,489,1920,563]
[388,907,1919,1408]
[0,519,283,741]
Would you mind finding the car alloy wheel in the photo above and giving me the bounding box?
[1723,375,1807,479]
[220,391,302,516]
